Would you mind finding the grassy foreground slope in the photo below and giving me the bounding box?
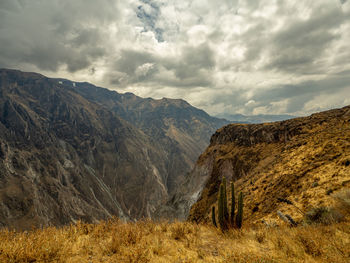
[0,219,349,263]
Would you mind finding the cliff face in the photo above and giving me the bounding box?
[187,106,350,224]
[0,69,227,229]
[70,84,226,196]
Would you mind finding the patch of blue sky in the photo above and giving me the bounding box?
[136,0,164,42]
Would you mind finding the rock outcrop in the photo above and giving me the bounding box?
[185,106,350,224]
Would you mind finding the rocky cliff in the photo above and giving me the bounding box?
[0,69,227,229]
[185,106,350,224]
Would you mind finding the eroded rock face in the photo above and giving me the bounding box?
[0,69,227,229]
[155,156,215,220]
[185,106,350,224]
[210,121,304,147]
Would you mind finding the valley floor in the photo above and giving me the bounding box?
[0,220,349,263]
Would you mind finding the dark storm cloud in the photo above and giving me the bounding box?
[240,23,270,65]
[265,6,348,74]
[251,73,350,112]
[0,0,118,72]
[170,44,215,79]
[238,3,349,75]
[115,50,156,75]
[110,43,215,88]
[109,49,158,86]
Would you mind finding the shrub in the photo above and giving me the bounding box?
[171,223,187,241]
[304,207,344,225]
[326,188,334,195]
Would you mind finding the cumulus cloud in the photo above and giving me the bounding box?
[1,0,350,116]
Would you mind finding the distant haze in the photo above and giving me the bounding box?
[215,113,297,124]
[1,0,350,116]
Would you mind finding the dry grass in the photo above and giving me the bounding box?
[0,219,349,262]
[190,107,350,226]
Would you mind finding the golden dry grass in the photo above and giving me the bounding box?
[0,219,349,263]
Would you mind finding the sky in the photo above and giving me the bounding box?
[0,0,350,116]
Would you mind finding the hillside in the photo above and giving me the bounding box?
[186,105,350,224]
[0,69,227,229]
[70,83,226,196]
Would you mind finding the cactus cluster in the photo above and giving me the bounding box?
[212,178,243,230]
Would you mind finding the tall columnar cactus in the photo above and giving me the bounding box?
[222,177,229,222]
[230,181,235,226]
[218,183,226,230]
[236,191,243,229]
[211,206,217,227]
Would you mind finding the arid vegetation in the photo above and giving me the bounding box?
[0,219,349,263]
[189,106,350,225]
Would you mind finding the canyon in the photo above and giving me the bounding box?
[0,68,227,229]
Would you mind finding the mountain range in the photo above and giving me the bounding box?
[1,68,349,230]
[0,68,227,229]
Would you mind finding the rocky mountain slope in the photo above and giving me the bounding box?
[179,105,350,224]
[0,69,227,229]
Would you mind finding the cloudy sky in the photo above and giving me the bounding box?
[1,0,350,116]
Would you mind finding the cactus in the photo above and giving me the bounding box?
[230,181,235,226]
[218,183,226,230]
[217,180,242,231]
[236,191,243,229]
[222,177,229,222]
[212,206,217,227]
